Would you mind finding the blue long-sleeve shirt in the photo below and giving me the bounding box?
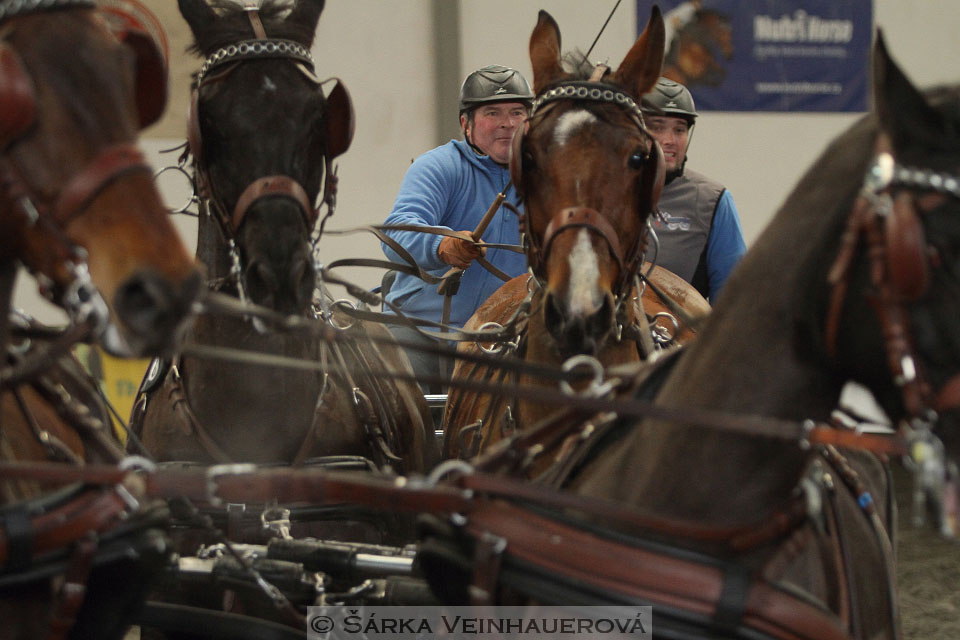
[381,139,526,327]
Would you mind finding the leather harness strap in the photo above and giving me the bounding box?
[47,533,97,640]
[232,175,315,231]
[51,144,152,227]
[463,500,850,640]
[0,486,131,569]
[245,6,267,40]
[541,206,625,273]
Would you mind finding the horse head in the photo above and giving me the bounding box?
[819,32,960,429]
[0,3,201,356]
[512,8,664,358]
[180,0,353,316]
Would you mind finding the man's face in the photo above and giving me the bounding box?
[461,102,528,165]
[645,115,691,173]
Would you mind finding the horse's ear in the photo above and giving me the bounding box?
[324,79,354,159]
[0,44,35,149]
[872,29,946,153]
[529,10,564,93]
[118,30,168,129]
[288,0,326,43]
[177,0,216,37]
[612,5,665,98]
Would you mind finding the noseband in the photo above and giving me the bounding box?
[513,72,662,300]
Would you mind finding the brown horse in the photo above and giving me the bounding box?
[415,28,960,640]
[0,2,201,639]
[442,8,709,466]
[133,0,434,478]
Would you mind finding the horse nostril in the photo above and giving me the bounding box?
[544,291,565,336]
[292,255,316,310]
[587,294,615,338]
[113,271,174,335]
[244,261,277,307]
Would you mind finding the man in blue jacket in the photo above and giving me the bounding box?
[381,65,532,391]
[642,77,746,302]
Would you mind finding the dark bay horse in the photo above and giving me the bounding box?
[0,2,201,638]
[443,8,710,467]
[134,0,434,474]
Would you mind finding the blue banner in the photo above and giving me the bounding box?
[637,1,873,112]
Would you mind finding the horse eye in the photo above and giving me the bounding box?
[628,150,647,170]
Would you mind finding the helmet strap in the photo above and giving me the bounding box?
[666,122,694,182]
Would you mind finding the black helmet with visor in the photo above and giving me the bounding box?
[458,65,533,116]
[641,77,698,126]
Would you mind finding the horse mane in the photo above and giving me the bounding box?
[559,50,595,80]
[186,0,319,54]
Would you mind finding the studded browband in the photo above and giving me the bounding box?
[196,39,314,86]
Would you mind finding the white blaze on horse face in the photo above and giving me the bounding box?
[263,76,277,93]
[567,229,602,316]
[554,110,597,147]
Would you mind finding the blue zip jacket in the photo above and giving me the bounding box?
[381,139,526,327]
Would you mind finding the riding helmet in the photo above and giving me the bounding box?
[458,65,533,115]
[642,77,698,125]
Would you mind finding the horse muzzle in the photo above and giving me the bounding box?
[109,267,203,357]
[543,287,616,358]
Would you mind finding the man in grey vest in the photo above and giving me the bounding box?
[641,78,746,302]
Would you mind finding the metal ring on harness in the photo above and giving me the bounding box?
[329,299,357,330]
[651,311,680,345]
[476,322,507,354]
[260,506,292,540]
[559,354,605,397]
[153,165,197,214]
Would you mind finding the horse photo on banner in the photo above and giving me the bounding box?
[640,0,873,112]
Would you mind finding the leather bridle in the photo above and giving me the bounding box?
[825,135,960,426]
[186,10,353,303]
[511,69,664,308]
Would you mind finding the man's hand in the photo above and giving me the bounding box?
[438,230,485,269]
